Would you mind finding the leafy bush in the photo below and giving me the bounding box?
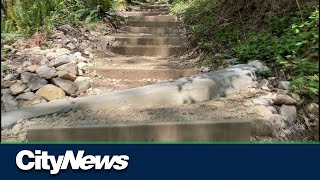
[1,0,113,37]
[171,0,319,98]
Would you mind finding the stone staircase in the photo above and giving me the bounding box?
[109,2,187,57]
[87,2,199,91]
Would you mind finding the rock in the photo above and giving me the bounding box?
[27,76,48,91]
[266,106,278,114]
[55,48,71,55]
[11,123,23,135]
[4,74,17,81]
[278,81,291,90]
[75,76,91,82]
[49,54,75,67]
[74,52,82,57]
[46,52,57,60]
[26,65,39,73]
[279,105,297,124]
[1,88,11,95]
[52,78,78,95]
[18,99,33,108]
[66,42,76,50]
[224,58,238,64]
[252,115,285,136]
[200,66,211,73]
[75,81,91,94]
[36,66,57,79]
[1,94,18,111]
[84,48,92,55]
[252,98,273,106]
[10,83,28,95]
[21,72,48,91]
[21,72,35,83]
[276,89,288,95]
[290,93,301,102]
[36,84,66,101]
[57,71,77,81]
[22,61,32,67]
[77,62,88,70]
[78,69,84,76]
[253,105,273,118]
[259,79,269,87]
[247,60,269,73]
[1,80,16,88]
[16,92,37,101]
[273,94,297,105]
[56,63,78,75]
[31,98,47,105]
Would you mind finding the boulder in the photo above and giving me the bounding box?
[49,54,75,67]
[20,72,47,91]
[56,63,78,75]
[75,81,91,94]
[21,72,36,83]
[10,83,28,95]
[251,115,285,136]
[1,80,16,88]
[52,78,78,95]
[248,60,269,73]
[273,94,297,105]
[36,84,66,101]
[27,76,48,91]
[279,105,297,124]
[36,66,57,79]
[16,92,37,101]
[57,71,77,81]
[26,65,39,73]
[1,94,18,112]
[278,81,291,90]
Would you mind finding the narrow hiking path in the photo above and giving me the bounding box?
[86,2,199,91]
[1,2,303,142]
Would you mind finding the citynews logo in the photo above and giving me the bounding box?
[16,150,129,175]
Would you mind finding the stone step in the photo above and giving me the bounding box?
[140,5,171,9]
[136,8,169,12]
[126,27,178,34]
[120,11,169,16]
[91,79,156,91]
[128,20,179,27]
[87,68,199,80]
[27,120,250,142]
[115,36,187,46]
[128,15,178,22]
[109,45,187,57]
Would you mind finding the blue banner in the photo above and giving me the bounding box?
[0,144,319,179]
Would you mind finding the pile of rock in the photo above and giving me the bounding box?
[1,49,92,112]
[251,79,301,136]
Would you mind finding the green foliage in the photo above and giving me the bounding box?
[1,0,113,37]
[172,0,319,98]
